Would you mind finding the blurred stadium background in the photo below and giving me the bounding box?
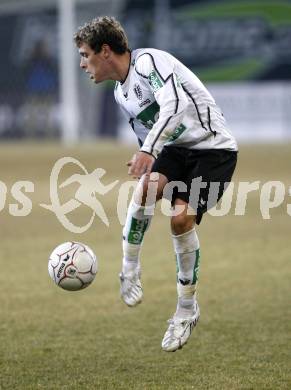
[0,0,291,143]
[0,0,290,389]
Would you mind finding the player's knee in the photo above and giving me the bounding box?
[171,214,195,235]
[133,178,149,206]
[134,175,162,206]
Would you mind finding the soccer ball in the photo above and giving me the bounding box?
[48,242,97,291]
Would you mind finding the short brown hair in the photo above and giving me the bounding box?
[74,16,129,54]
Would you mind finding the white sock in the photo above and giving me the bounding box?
[172,228,200,318]
[122,200,153,277]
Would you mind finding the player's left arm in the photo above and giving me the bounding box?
[128,52,189,178]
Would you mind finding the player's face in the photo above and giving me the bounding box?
[78,43,111,84]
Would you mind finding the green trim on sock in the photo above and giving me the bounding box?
[127,217,149,245]
[192,248,200,284]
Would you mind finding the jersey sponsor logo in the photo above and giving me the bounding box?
[138,98,151,108]
[137,101,160,129]
[149,70,163,92]
[133,83,143,100]
[168,123,187,141]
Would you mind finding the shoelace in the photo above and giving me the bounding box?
[165,318,189,340]
[167,318,186,329]
[167,317,189,325]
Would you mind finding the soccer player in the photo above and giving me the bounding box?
[74,16,238,352]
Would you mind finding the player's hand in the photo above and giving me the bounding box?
[126,154,136,171]
[127,152,155,179]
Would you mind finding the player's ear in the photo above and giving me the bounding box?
[101,44,111,59]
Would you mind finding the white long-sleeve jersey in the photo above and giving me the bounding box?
[114,48,238,158]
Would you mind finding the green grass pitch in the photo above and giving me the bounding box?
[0,142,290,389]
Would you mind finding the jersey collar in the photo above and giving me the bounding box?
[120,50,137,92]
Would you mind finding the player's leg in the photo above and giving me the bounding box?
[162,199,200,352]
[162,149,237,351]
[171,200,200,319]
[120,173,168,307]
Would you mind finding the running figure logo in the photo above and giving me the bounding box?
[40,157,119,233]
